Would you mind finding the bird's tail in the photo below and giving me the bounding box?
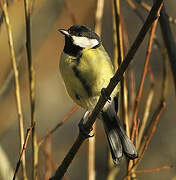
[102,106,138,164]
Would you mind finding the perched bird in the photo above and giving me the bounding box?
[58,25,138,164]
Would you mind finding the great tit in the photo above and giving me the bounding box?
[58,25,138,164]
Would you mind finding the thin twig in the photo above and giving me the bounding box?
[50,1,164,179]
[24,0,37,179]
[130,3,162,143]
[126,164,173,178]
[140,102,166,162]
[13,127,33,180]
[38,105,79,147]
[114,0,130,137]
[135,165,174,174]
[0,0,16,28]
[124,101,166,180]
[161,48,168,101]
[137,67,155,148]
[41,146,57,170]
[0,1,27,179]
[44,135,52,180]
[135,118,140,150]
[128,2,163,179]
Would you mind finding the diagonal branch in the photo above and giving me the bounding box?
[13,127,33,180]
[158,4,176,92]
[50,0,164,179]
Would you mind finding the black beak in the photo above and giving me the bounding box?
[58,29,70,36]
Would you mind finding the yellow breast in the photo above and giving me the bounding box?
[59,45,119,110]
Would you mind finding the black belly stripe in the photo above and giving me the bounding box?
[72,65,92,97]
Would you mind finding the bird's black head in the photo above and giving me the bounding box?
[59,25,101,57]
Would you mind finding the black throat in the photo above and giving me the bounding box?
[63,36,82,57]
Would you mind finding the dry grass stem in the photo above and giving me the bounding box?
[113,1,130,178]
[135,118,140,150]
[0,0,27,179]
[137,68,155,148]
[111,0,118,173]
[88,130,96,180]
[88,1,104,179]
[137,85,154,148]
[122,19,136,128]
[41,146,57,170]
[24,0,38,179]
[44,136,52,180]
[38,105,79,147]
[94,0,104,36]
[161,49,168,101]
[113,0,130,138]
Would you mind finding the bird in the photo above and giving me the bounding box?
[58,25,138,164]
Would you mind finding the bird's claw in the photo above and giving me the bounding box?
[78,120,94,139]
[78,111,94,139]
[101,88,111,103]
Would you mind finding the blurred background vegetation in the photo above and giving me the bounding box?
[0,0,176,179]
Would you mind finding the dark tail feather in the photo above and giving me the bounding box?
[103,118,123,164]
[102,107,138,164]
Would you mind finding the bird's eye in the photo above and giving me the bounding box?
[78,32,82,36]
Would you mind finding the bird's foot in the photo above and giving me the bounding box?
[101,88,111,103]
[78,111,94,139]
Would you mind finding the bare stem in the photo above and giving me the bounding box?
[44,136,52,180]
[137,83,154,148]
[87,1,105,179]
[0,1,27,179]
[24,0,37,179]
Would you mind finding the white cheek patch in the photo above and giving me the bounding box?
[72,36,99,48]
